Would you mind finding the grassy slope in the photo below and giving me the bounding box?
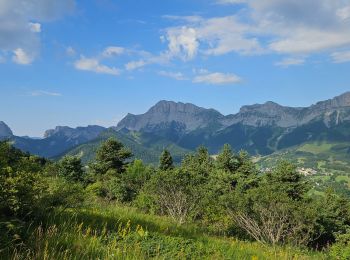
[257,141,350,196]
[258,141,350,174]
[8,203,326,260]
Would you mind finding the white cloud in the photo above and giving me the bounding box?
[124,52,171,71]
[331,51,350,63]
[12,48,34,65]
[29,90,62,97]
[125,60,147,71]
[275,57,305,67]
[268,29,350,54]
[158,71,188,80]
[162,0,350,62]
[28,22,41,33]
[193,72,241,85]
[0,0,74,64]
[74,56,121,76]
[163,16,262,59]
[165,26,199,60]
[337,6,350,21]
[102,46,125,58]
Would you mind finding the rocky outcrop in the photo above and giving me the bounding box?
[0,121,13,138]
[116,92,350,131]
[116,100,224,132]
[44,125,106,142]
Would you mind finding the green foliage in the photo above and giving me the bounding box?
[310,190,350,248]
[42,177,87,210]
[330,230,350,259]
[216,144,239,172]
[93,138,132,175]
[58,156,85,182]
[2,139,350,258]
[0,141,87,252]
[159,149,174,170]
[266,160,309,201]
[3,204,326,260]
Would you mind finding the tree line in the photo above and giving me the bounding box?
[1,138,350,257]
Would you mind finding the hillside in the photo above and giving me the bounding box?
[62,129,192,165]
[6,203,325,259]
[1,92,350,168]
[59,92,350,168]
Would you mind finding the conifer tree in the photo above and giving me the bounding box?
[159,149,174,171]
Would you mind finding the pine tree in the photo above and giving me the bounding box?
[159,149,174,171]
[216,144,238,173]
[95,138,132,174]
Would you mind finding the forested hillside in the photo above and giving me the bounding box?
[1,139,349,259]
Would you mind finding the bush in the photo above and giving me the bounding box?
[329,230,350,259]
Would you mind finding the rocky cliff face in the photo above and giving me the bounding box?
[44,125,106,142]
[0,121,13,138]
[3,91,350,159]
[11,125,107,158]
[116,100,224,132]
[116,92,350,131]
[222,101,303,128]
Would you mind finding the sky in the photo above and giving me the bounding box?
[0,0,350,137]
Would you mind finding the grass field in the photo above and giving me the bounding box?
[5,203,327,260]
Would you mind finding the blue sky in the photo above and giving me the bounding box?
[1,0,350,136]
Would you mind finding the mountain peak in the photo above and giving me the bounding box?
[44,125,106,139]
[148,100,206,114]
[117,100,223,132]
[239,101,285,114]
[0,121,13,138]
[311,91,350,110]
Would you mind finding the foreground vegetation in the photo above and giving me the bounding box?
[5,204,326,259]
[1,139,350,259]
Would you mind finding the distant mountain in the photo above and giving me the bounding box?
[113,92,350,154]
[117,100,224,132]
[117,92,350,131]
[11,125,106,158]
[0,121,13,138]
[223,92,350,128]
[44,125,106,141]
[2,92,350,165]
[62,128,192,165]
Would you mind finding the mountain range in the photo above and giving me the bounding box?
[1,92,350,168]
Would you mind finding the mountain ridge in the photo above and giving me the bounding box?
[1,91,350,161]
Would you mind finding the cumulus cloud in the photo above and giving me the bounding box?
[163,16,262,59]
[28,22,41,33]
[165,26,199,60]
[331,51,350,63]
[12,48,34,65]
[193,71,241,85]
[0,0,75,65]
[275,57,305,67]
[162,0,350,63]
[158,71,188,80]
[74,56,121,76]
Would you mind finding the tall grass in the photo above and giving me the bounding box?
[5,203,327,259]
